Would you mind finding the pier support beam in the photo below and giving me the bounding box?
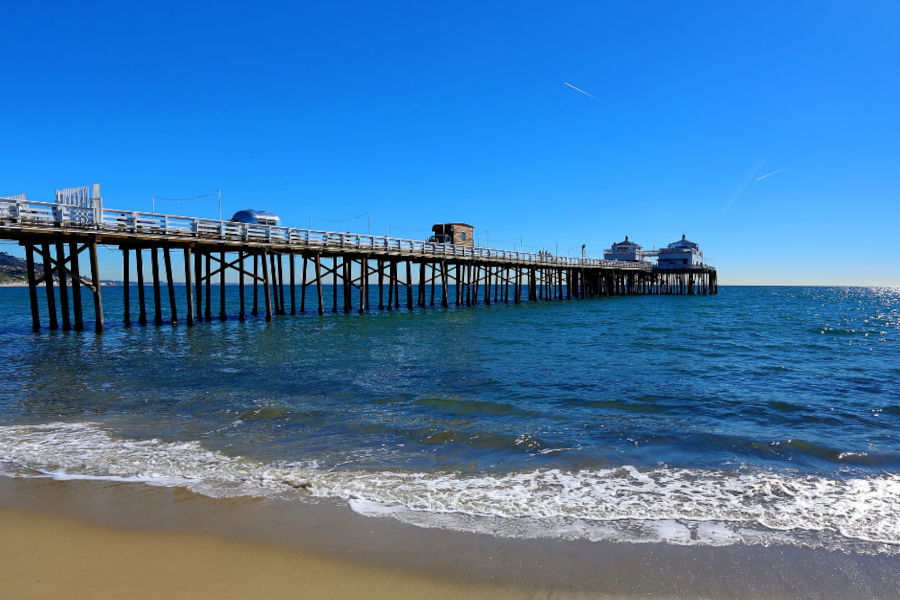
[69,242,84,331]
[25,244,40,331]
[205,253,212,321]
[122,249,130,326]
[41,243,58,330]
[55,243,71,331]
[184,247,194,326]
[220,251,227,321]
[289,254,296,315]
[406,260,413,310]
[378,260,384,310]
[89,241,103,333]
[277,253,286,316]
[151,247,162,326]
[194,250,203,322]
[238,251,246,321]
[440,261,448,308]
[314,254,324,316]
[262,251,272,321]
[252,255,259,316]
[300,256,308,313]
[164,247,177,324]
[136,249,147,325]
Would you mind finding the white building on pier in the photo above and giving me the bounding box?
[656,234,704,268]
[603,236,647,262]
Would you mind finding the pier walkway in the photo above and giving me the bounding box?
[0,193,717,332]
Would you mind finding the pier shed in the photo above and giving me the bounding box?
[431,223,474,247]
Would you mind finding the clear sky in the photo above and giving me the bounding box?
[2,1,898,285]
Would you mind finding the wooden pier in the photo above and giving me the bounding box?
[0,194,717,332]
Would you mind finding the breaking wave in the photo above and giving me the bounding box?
[1,422,898,554]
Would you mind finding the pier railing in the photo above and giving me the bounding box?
[0,197,656,271]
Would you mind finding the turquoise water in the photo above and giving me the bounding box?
[0,285,898,553]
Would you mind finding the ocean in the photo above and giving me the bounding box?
[0,285,898,556]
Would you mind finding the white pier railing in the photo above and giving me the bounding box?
[0,196,661,271]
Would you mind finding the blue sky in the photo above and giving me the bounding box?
[2,1,898,285]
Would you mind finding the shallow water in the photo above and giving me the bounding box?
[0,285,898,553]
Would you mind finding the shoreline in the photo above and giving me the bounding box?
[1,476,897,599]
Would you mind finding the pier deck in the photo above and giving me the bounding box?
[0,195,717,332]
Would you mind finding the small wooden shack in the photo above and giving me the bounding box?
[431,223,474,247]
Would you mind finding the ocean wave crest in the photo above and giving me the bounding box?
[1,422,898,554]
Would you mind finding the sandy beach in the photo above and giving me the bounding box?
[1,508,545,600]
[0,476,897,599]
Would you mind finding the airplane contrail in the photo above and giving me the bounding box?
[563,81,599,101]
[755,163,797,181]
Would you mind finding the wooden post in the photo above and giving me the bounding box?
[300,256,308,313]
[314,254,324,315]
[363,258,370,311]
[89,241,103,333]
[194,250,203,322]
[270,253,281,315]
[406,260,413,310]
[530,268,537,302]
[387,261,394,311]
[42,244,58,330]
[393,261,400,309]
[136,249,147,325]
[122,248,130,326]
[463,263,469,306]
[252,254,259,316]
[238,251,245,321]
[151,247,163,326]
[55,243,71,331]
[289,254,296,315]
[184,247,195,326]
[164,247,177,324]
[277,253,286,315]
[343,259,351,314]
[514,268,521,304]
[262,250,272,321]
[359,257,367,313]
[25,244,40,331]
[440,261,448,308]
[205,253,212,321]
[418,262,426,307]
[220,251,227,321]
[332,257,339,313]
[67,242,84,331]
[428,262,437,306]
[378,260,384,309]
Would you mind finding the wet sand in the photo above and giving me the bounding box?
[0,508,553,600]
[0,476,897,599]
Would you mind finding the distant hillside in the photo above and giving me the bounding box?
[0,252,42,283]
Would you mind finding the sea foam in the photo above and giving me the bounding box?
[1,422,898,554]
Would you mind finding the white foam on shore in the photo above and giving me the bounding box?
[1,422,898,554]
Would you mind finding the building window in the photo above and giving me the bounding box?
[461,232,466,241]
